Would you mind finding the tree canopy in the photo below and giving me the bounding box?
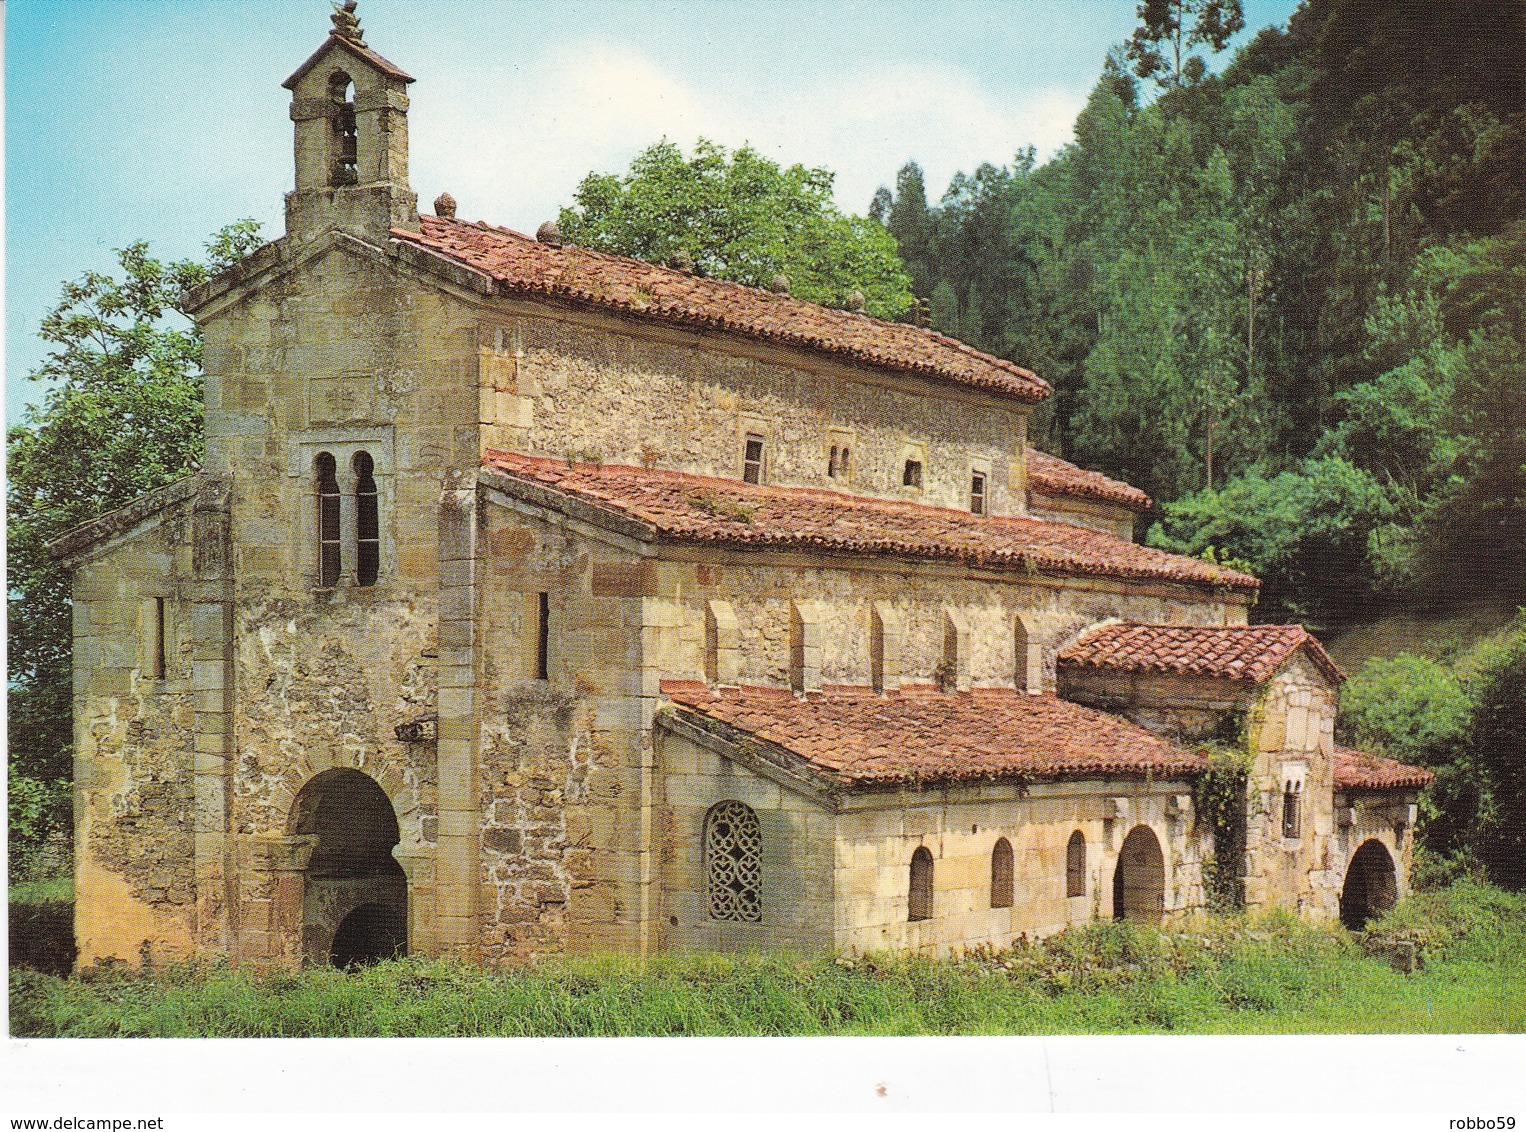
[556,138,914,319]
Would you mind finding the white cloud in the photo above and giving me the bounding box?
[409,42,1084,234]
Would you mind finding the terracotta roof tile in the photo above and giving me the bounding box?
[393,215,1049,404]
[282,34,415,89]
[1059,623,1344,684]
[483,452,1260,593]
[1026,449,1152,512]
[1334,746,1434,791]
[660,681,1207,787]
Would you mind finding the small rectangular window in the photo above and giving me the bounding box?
[742,435,765,484]
[903,459,923,489]
[970,472,987,514]
[536,591,550,681]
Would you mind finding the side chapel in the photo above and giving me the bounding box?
[55,6,1431,967]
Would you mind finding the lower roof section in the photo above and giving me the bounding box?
[659,680,1208,790]
[482,451,1258,594]
[1334,746,1434,791]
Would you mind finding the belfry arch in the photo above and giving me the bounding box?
[288,768,407,966]
[1339,839,1398,930]
[1112,825,1166,924]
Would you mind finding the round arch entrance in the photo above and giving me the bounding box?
[1112,825,1166,924]
[289,768,408,966]
[1340,839,1398,929]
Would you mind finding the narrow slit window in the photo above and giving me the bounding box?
[315,452,341,588]
[148,597,167,680]
[1282,781,1302,839]
[828,445,839,478]
[909,846,934,922]
[839,447,849,477]
[903,459,923,489]
[1066,831,1086,897]
[970,472,986,514]
[990,837,1014,908]
[536,591,550,681]
[353,451,379,587]
[742,435,765,484]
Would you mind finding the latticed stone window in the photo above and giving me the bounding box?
[704,800,762,922]
[1066,830,1086,897]
[909,846,934,921]
[990,837,1013,908]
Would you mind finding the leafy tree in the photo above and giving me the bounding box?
[1463,630,1526,889]
[6,221,263,879]
[1147,456,1398,627]
[1338,652,1472,760]
[557,138,913,319]
[1125,0,1245,89]
[883,161,935,297]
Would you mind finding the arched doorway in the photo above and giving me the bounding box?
[1112,825,1166,923]
[1340,839,1398,929]
[289,768,407,966]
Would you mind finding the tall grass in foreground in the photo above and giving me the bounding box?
[11,880,1524,1037]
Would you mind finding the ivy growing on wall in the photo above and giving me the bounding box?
[1194,710,1252,910]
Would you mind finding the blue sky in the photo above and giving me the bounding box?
[5,0,1303,425]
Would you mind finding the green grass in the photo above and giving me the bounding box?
[11,880,1524,1037]
[8,873,73,905]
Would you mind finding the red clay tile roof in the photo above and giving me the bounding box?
[392,215,1049,404]
[283,33,414,89]
[660,681,1207,787]
[1059,623,1343,684]
[1334,746,1434,791]
[482,452,1259,593]
[1026,449,1152,512]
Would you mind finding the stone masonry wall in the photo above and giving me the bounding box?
[1243,653,1339,918]
[640,555,1247,695]
[832,782,1205,956]
[476,309,1030,516]
[198,241,490,961]
[1028,493,1137,541]
[72,508,198,967]
[655,729,835,952]
[475,500,657,960]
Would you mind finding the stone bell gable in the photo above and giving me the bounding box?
[282,0,417,243]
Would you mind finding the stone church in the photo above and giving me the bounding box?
[56,6,1431,967]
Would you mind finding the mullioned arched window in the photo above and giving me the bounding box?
[315,452,341,587]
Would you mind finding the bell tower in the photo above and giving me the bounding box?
[282,1,418,242]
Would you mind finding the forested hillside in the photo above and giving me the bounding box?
[874,0,1525,632]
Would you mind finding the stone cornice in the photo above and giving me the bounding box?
[49,473,206,566]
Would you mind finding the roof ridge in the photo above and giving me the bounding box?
[396,216,1051,402]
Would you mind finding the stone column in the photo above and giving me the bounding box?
[250,834,317,966]
[434,473,481,957]
[190,474,235,955]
